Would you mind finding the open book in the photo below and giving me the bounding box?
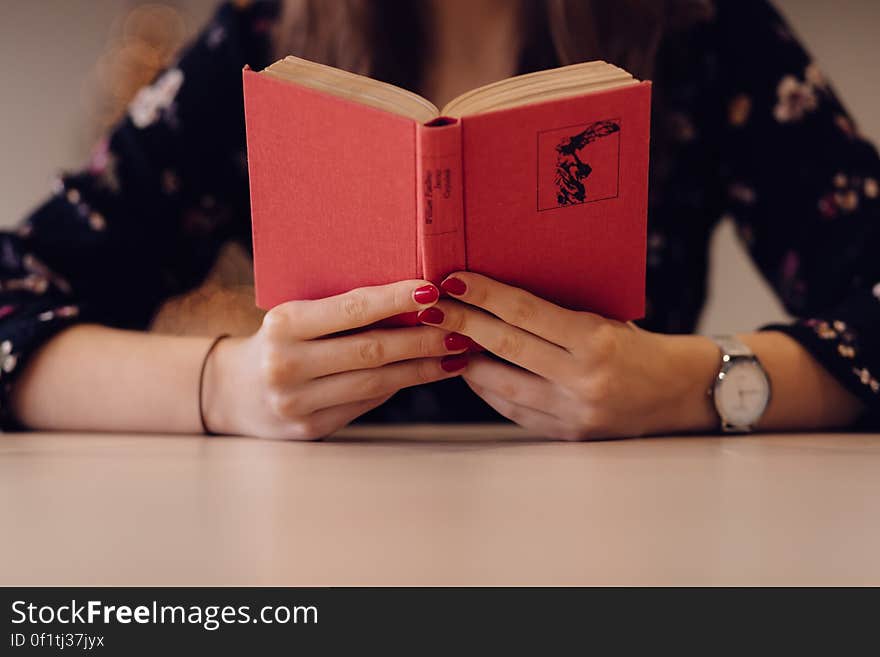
[244,56,651,319]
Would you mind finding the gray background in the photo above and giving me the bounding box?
[1,0,877,333]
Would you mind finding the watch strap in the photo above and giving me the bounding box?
[710,335,753,358]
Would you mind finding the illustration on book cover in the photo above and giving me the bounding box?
[537,119,621,211]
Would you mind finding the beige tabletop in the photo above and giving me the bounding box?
[1,426,878,586]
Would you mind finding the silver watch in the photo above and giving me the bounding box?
[709,336,771,433]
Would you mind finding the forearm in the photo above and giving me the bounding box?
[10,325,215,433]
[668,330,864,433]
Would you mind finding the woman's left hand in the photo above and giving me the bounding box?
[418,272,719,440]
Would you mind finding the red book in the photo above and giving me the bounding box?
[244,57,650,320]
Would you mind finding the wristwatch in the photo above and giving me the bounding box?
[709,336,771,433]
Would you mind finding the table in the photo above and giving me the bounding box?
[1,427,878,585]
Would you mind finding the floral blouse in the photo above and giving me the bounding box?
[1,0,879,428]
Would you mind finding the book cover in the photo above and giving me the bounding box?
[243,67,650,320]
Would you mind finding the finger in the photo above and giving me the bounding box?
[264,279,440,340]
[462,354,561,415]
[299,394,392,440]
[298,326,469,378]
[440,271,583,346]
[419,300,576,381]
[466,380,580,441]
[278,355,468,416]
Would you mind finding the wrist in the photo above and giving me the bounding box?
[659,334,719,434]
[202,335,244,435]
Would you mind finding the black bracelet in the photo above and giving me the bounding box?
[199,334,230,435]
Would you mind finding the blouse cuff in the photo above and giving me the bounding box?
[0,298,84,430]
[761,288,880,425]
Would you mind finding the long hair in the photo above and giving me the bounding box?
[272,0,712,200]
[273,0,712,89]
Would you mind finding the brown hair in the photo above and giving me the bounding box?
[273,0,712,90]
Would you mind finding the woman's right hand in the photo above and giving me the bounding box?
[201,280,470,439]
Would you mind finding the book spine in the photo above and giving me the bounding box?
[416,118,466,284]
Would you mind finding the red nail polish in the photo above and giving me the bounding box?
[418,307,445,325]
[444,332,472,351]
[441,354,468,372]
[441,277,467,296]
[413,284,439,305]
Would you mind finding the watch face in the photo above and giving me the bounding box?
[715,360,770,428]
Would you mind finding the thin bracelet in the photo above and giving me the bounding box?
[199,334,230,435]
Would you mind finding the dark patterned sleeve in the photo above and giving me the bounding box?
[0,1,278,428]
[712,0,880,423]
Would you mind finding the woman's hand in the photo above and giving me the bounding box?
[203,280,471,440]
[419,272,720,440]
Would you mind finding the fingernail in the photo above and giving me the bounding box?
[444,332,471,351]
[413,284,439,305]
[441,277,467,296]
[441,354,469,372]
[418,307,445,325]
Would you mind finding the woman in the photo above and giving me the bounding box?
[2,0,878,439]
